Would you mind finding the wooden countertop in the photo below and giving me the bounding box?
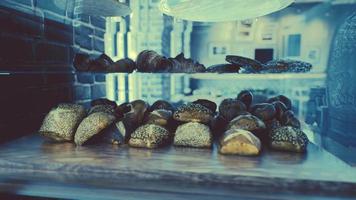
[0,135,355,199]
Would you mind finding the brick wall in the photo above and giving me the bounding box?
[0,0,108,143]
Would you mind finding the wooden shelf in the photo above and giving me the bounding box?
[0,135,355,199]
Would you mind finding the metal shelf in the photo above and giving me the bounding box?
[188,73,326,80]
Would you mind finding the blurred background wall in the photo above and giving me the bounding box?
[191,3,353,72]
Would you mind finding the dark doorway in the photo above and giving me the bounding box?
[255,48,274,63]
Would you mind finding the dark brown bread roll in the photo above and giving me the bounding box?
[252,94,268,105]
[109,58,136,73]
[209,114,229,139]
[219,129,261,156]
[167,57,181,72]
[281,110,301,128]
[174,122,212,148]
[218,98,247,121]
[267,95,292,110]
[136,50,159,72]
[88,53,114,72]
[227,114,266,132]
[73,53,91,71]
[136,50,172,72]
[152,56,173,72]
[91,98,117,108]
[170,53,206,73]
[115,102,132,119]
[150,100,175,112]
[119,100,150,141]
[39,103,86,142]
[144,109,172,127]
[226,55,264,72]
[74,112,116,145]
[272,101,288,121]
[123,99,150,127]
[192,99,217,113]
[129,124,171,148]
[206,64,240,73]
[237,90,253,109]
[227,114,267,144]
[103,121,127,145]
[173,103,213,124]
[265,118,282,132]
[98,53,114,65]
[88,105,115,116]
[86,121,127,145]
[270,126,309,153]
[250,103,276,121]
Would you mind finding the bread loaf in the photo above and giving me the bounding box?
[88,105,115,116]
[267,95,292,110]
[237,90,253,109]
[129,124,171,148]
[218,98,247,121]
[173,103,213,124]
[109,58,136,73]
[271,101,288,121]
[150,100,175,112]
[227,114,267,144]
[192,99,217,113]
[219,129,261,156]
[205,64,240,73]
[227,114,266,131]
[39,103,86,142]
[74,112,116,145]
[144,109,172,127]
[174,122,212,148]
[226,55,264,72]
[281,110,301,128]
[270,126,309,153]
[250,103,276,121]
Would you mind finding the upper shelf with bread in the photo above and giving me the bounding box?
[73,50,313,74]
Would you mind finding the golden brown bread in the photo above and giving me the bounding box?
[129,124,171,149]
[39,103,86,142]
[192,99,217,113]
[227,114,266,132]
[173,103,213,124]
[74,112,116,146]
[219,129,261,156]
[88,104,115,116]
[174,122,212,148]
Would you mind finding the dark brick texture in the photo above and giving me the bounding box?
[0,0,108,143]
